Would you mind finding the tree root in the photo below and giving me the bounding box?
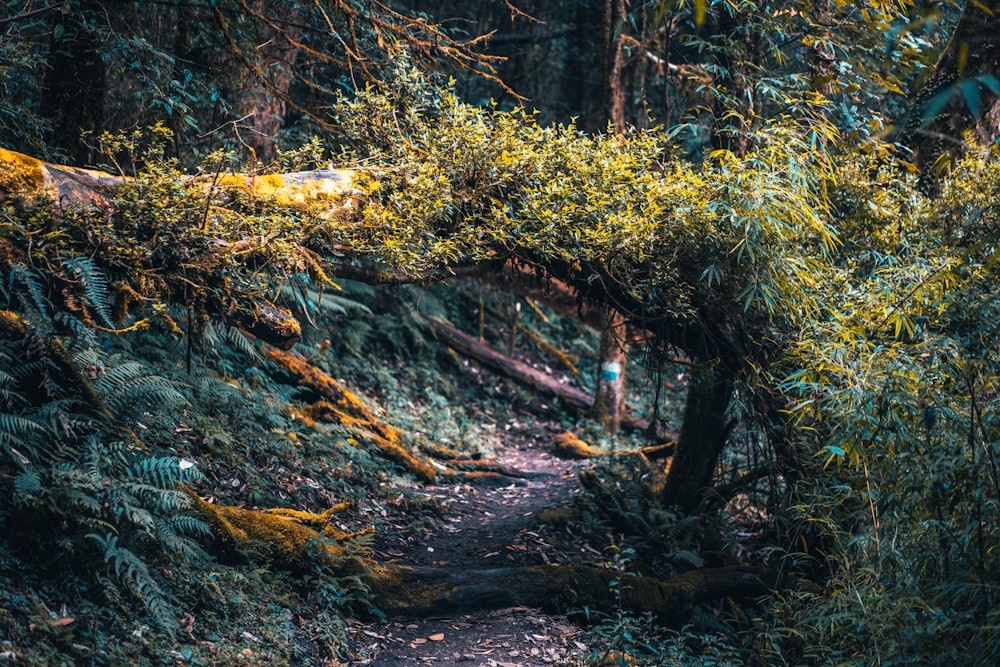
[368,563,775,625]
[265,346,438,483]
[184,486,779,627]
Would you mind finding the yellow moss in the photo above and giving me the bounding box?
[285,405,318,429]
[553,432,599,459]
[216,169,365,212]
[0,310,30,337]
[183,490,370,575]
[266,347,438,482]
[0,148,45,198]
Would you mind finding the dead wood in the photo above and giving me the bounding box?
[183,489,371,574]
[426,317,655,433]
[369,563,775,625]
[553,432,600,459]
[184,485,778,627]
[217,296,302,350]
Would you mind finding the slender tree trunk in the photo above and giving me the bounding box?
[589,308,628,434]
[426,317,655,433]
[232,2,302,162]
[39,3,107,164]
[661,364,735,512]
[607,0,628,134]
[709,11,757,157]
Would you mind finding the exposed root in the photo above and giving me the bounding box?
[367,563,776,625]
[266,346,438,483]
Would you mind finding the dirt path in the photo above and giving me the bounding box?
[354,423,600,666]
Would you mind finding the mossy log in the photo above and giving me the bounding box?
[427,317,662,434]
[368,563,774,625]
[264,346,438,483]
[0,147,123,209]
[183,490,371,574]
[214,296,302,350]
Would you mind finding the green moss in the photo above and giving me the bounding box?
[536,506,576,528]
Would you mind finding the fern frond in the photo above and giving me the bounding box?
[7,263,51,318]
[668,549,706,570]
[87,533,178,633]
[55,311,98,350]
[223,325,261,359]
[669,515,705,541]
[127,456,201,489]
[14,468,43,498]
[280,281,372,321]
[0,412,52,465]
[153,519,208,560]
[93,361,186,415]
[316,290,373,316]
[64,256,114,328]
[160,514,212,538]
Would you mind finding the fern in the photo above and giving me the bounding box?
[55,311,98,351]
[0,411,52,465]
[668,549,706,570]
[13,468,43,498]
[6,263,51,318]
[127,456,201,489]
[92,360,187,415]
[87,533,178,634]
[63,256,115,328]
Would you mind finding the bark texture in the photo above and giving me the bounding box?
[660,365,735,512]
[589,308,628,434]
[40,2,107,164]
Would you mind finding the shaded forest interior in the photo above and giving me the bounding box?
[3,1,1000,665]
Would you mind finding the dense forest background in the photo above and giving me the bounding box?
[2,0,1000,664]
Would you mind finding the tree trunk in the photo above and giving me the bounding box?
[896,0,1000,178]
[660,364,735,512]
[589,308,628,434]
[39,3,107,164]
[218,2,302,162]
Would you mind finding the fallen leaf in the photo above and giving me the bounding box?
[411,637,427,644]
[428,633,445,641]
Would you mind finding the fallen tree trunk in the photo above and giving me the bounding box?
[369,563,774,625]
[426,316,657,434]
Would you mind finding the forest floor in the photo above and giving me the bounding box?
[354,419,601,666]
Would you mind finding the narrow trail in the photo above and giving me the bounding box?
[355,423,601,666]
